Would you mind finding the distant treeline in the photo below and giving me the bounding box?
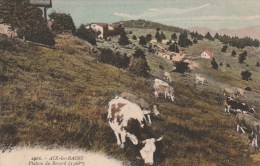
[215,34,259,48]
[119,19,186,33]
[190,31,259,48]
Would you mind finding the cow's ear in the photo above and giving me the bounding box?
[142,140,147,144]
[156,136,163,141]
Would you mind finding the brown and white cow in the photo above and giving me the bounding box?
[153,79,175,102]
[107,96,163,165]
[223,87,245,98]
[120,92,160,124]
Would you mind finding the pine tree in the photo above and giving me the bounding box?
[145,34,152,42]
[161,32,166,40]
[241,70,252,81]
[211,57,219,70]
[139,35,147,45]
[239,50,247,63]
[171,32,177,40]
[231,50,236,56]
[221,45,228,52]
[118,31,130,46]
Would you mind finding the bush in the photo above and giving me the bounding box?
[231,50,236,56]
[241,70,252,81]
[221,45,228,52]
[211,58,219,70]
[98,48,130,69]
[128,49,150,76]
[168,43,179,53]
[75,25,96,45]
[132,35,137,40]
[145,34,152,42]
[239,51,247,63]
[118,31,130,46]
[49,12,76,34]
[0,36,16,51]
[245,87,252,91]
[139,35,147,45]
[174,61,189,73]
[21,25,55,46]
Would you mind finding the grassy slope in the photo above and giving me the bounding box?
[0,35,260,166]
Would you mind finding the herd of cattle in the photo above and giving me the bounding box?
[106,72,259,165]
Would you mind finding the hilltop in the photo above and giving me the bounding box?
[1,24,260,166]
[116,19,187,33]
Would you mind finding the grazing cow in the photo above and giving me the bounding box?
[195,75,205,85]
[224,97,255,114]
[120,92,160,124]
[163,71,172,83]
[223,87,244,98]
[153,79,175,102]
[107,97,163,165]
[236,113,260,147]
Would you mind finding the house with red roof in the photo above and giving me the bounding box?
[201,50,214,59]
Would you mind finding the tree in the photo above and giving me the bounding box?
[214,33,220,40]
[75,25,96,45]
[161,32,166,40]
[256,62,260,67]
[205,32,214,41]
[211,57,219,70]
[118,31,130,46]
[193,38,198,44]
[241,70,252,81]
[0,0,55,45]
[155,31,162,43]
[171,32,177,40]
[145,34,152,42]
[239,50,247,63]
[139,35,147,45]
[49,12,76,34]
[132,35,137,40]
[221,45,228,52]
[178,31,192,47]
[168,43,179,53]
[129,49,150,76]
[231,50,236,56]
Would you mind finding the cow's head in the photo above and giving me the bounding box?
[249,107,255,114]
[152,105,160,116]
[227,96,234,101]
[140,137,163,165]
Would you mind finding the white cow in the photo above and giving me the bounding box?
[120,92,160,124]
[163,71,172,82]
[107,96,163,165]
[195,75,205,85]
[153,79,175,102]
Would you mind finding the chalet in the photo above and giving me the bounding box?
[163,51,174,60]
[86,23,124,39]
[201,50,214,59]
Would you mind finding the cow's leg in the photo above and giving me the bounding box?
[143,115,148,123]
[147,114,152,124]
[256,135,258,147]
[240,126,245,133]
[227,105,231,114]
[120,131,126,148]
[114,131,121,146]
[236,124,240,132]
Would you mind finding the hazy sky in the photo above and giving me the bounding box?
[50,0,260,30]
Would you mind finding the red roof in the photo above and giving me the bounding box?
[203,50,213,57]
[165,51,174,55]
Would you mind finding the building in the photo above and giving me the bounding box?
[30,0,52,20]
[201,50,214,59]
[86,23,124,39]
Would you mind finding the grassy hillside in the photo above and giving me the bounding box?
[0,34,260,166]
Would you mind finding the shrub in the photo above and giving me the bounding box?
[193,38,198,44]
[75,25,96,45]
[98,48,130,69]
[0,36,16,51]
[128,49,150,76]
[231,50,236,56]
[49,12,76,34]
[168,43,179,53]
[174,61,189,73]
[118,31,130,46]
[221,45,228,52]
[256,62,260,67]
[245,87,252,91]
[21,25,55,46]
[211,58,219,70]
[238,51,247,63]
[241,70,252,81]
[139,35,147,45]
[132,35,137,40]
[145,34,152,42]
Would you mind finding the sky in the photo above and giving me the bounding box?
[49,0,260,30]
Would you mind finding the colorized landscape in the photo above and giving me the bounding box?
[1,1,260,166]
